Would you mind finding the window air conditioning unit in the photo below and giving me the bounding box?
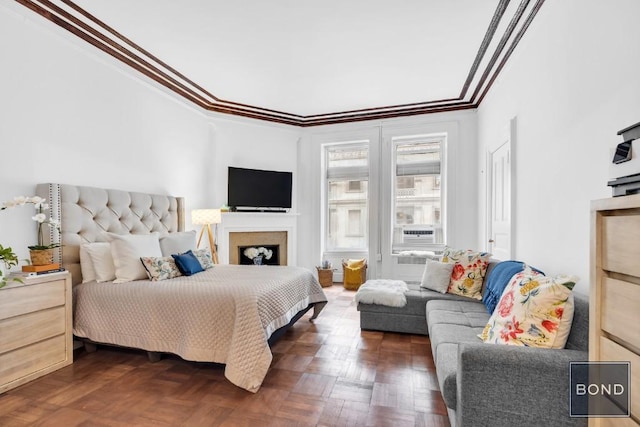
[402,225,435,246]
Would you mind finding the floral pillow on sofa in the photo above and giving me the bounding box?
[441,247,491,300]
[479,267,577,348]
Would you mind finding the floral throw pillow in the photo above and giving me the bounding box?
[479,269,577,348]
[192,248,215,269]
[441,247,491,300]
[140,256,183,281]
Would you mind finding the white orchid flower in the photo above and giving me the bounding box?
[13,196,28,205]
[29,196,45,205]
[32,213,47,223]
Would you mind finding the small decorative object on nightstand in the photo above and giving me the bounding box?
[0,271,73,394]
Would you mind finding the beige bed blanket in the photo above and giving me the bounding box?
[73,265,327,392]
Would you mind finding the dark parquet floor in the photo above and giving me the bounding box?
[0,284,449,426]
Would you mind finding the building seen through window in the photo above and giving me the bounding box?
[325,143,369,250]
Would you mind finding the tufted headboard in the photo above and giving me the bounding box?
[36,183,185,285]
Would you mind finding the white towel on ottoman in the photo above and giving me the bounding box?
[354,279,408,307]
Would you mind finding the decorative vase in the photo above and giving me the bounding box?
[253,255,264,265]
[29,248,54,266]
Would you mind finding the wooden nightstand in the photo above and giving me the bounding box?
[0,271,73,394]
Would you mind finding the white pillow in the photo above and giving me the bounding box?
[107,233,162,283]
[84,242,116,283]
[159,230,196,256]
[79,243,97,283]
[420,259,455,293]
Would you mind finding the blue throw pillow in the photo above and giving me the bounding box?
[482,261,544,314]
[171,250,204,276]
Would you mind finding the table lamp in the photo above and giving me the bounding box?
[191,208,221,264]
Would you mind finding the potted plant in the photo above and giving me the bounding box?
[1,195,61,267]
[0,243,20,288]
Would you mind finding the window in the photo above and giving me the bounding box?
[348,181,362,192]
[392,136,445,252]
[397,177,415,190]
[324,143,369,250]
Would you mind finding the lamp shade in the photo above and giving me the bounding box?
[191,209,222,225]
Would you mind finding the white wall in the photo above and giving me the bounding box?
[477,0,640,294]
[0,4,300,268]
[207,116,301,211]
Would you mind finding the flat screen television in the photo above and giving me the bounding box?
[228,166,293,211]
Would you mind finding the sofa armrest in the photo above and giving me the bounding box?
[456,342,587,427]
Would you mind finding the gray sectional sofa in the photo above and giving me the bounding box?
[357,264,589,427]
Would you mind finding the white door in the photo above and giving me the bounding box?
[488,137,512,260]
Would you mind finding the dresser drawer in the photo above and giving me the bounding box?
[601,277,640,350]
[602,214,640,278]
[600,417,639,427]
[0,279,66,321]
[0,335,67,388]
[601,337,640,421]
[0,307,66,354]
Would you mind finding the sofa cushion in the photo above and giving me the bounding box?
[430,323,485,359]
[431,326,485,410]
[428,308,490,329]
[427,299,488,314]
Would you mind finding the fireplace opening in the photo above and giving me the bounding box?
[229,231,288,265]
[238,244,280,266]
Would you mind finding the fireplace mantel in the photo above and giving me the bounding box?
[217,212,298,265]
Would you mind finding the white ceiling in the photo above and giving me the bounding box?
[16,0,543,124]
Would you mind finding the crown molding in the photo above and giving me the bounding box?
[14,0,545,127]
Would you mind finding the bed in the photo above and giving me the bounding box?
[36,183,327,393]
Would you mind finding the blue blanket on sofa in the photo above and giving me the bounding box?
[482,261,544,314]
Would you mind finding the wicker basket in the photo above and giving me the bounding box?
[342,259,367,291]
[29,248,54,266]
[316,267,334,287]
